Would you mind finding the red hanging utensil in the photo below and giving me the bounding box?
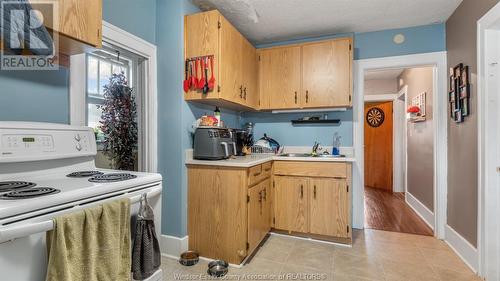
[208,56,216,90]
[191,58,198,88]
[183,60,190,93]
[198,57,206,89]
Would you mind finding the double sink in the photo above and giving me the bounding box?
[278,153,346,158]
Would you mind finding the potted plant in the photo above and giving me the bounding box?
[407,105,421,122]
[98,73,138,171]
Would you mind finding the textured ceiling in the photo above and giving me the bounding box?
[365,69,405,80]
[191,0,462,44]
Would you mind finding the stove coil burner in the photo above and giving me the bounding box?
[88,173,137,183]
[67,171,104,178]
[0,181,36,193]
[0,187,60,199]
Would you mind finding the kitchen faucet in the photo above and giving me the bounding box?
[312,141,320,155]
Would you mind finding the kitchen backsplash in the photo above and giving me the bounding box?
[241,110,353,147]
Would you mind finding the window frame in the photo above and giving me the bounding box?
[69,21,158,173]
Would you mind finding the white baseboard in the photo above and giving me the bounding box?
[405,192,435,230]
[444,225,478,273]
[160,235,188,258]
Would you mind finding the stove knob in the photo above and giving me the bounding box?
[76,143,82,151]
[74,134,81,142]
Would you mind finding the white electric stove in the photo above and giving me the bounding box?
[0,122,163,281]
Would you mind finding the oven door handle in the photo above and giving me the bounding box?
[0,186,162,244]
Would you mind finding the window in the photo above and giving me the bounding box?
[86,51,132,142]
[86,44,141,171]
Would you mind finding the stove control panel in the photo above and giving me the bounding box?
[0,124,97,163]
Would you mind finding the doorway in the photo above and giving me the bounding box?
[362,67,434,236]
[478,3,500,278]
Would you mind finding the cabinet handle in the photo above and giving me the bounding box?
[300,185,304,198]
[253,171,262,177]
[313,185,316,199]
[240,85,243,98]
[244,87,247,100]
[294,91,297,104]
[262,189,267,200]
[259,191,263,203]
[306,90,309,103]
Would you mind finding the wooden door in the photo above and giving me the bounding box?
[248,182,263,254]
[310,178,349,237]
[364,101,393,191]
[243,40,259,108]
[220,16,244,104]
[274,176,309,233]
[301,38,352,108]
[259,46,301,109]
[184,10,220,100]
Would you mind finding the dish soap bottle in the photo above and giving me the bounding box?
[214,106,221,127]
[332,132,341,156]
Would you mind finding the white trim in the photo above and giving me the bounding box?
[405,192,435,230]
[69,21,158,173]
[445,225,478,273]
[160,234,189,259]
[477,2,500,279]
[363,93,397,102]
[69,54,86,126]
[353,51,448,237]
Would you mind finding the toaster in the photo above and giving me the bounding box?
[193,127,236,160]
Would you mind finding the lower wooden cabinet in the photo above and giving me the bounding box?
[272,162,352,242]
[309,178,349,238]
[187,163,271,264]
[248,179,271,253]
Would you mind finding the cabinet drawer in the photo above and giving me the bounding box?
[273,161,347,178]
[262,162,272,178]
[248,165,262,186]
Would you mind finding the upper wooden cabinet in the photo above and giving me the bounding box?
[258,46,301,109]
[301,39,352,108]
[184,10,258,110]
[259,38,353,110]
[29,0,102,55]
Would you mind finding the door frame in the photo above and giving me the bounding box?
[363,89,406,193]
[353,52,448,239]
[69,21,158,173]
[477,2,500,278]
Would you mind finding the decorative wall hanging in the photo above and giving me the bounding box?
[407,92,426,122]
[366,107,385,127]
[449,63,470,123]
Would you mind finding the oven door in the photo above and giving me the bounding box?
[0,183,162,281]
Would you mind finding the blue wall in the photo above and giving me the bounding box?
[0,69,69,123]
[354,23,446,60]
[255,23,446,60]
[102,0,157,44]
[242,111,352,147]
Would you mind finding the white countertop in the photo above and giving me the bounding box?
[185,150,355,168]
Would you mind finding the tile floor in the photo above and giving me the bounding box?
[160,229,481,281]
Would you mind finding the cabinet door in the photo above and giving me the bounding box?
[220,16,244,104]
[184,10,220,100]
[243,40,259,108]
[261,178,271,233]
[57,0,102,47]
[301,38,352,108]
[248,183,263,254]
[309,178,349,238]
[274,176,309,233]
[259,46,301,109]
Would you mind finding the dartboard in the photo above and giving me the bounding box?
[366,107,385,127]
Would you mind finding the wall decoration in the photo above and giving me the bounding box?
[366,107,385,127]
[449,63,470,123]
[407,92,426,122]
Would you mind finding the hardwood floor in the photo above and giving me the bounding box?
[364,187,433,236]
